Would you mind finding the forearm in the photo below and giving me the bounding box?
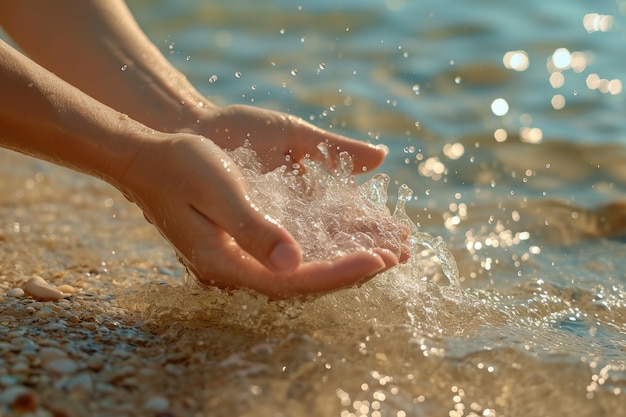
[0,39,154,187]
[0,0,211,132]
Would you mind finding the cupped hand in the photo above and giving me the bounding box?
[119,132,402,299]
[181,104,387,175]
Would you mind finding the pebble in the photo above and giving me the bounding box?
[44,322,68,331]
[0,385,38,412]
[101,365,136,383]
[164,363,183,376]
[0,374,19,387]
[63,372,93,393]
[6,287,25,298]
[11,361,30,373]
[23,275,67,302]
[143,395,169,411]
[85,355,105,371]
[57,284,76,295]
[0,341,14,353]
[43,358,78,375]
[81,322,98,331]
[21,339,39,358]
[39,346,68,363]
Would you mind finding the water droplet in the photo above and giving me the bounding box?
[120,64,128,71]
[251,84,257,90]
[209,75,218,83]
[319,63,326,70]
[279,28,286,34]
[290,69,298,76]
[454,76,462,85]
[359,174,390,207]
[186,55,191,61]
[317,142,329,159]
[412,84,420,95]
[235,71,242,78]
[329,105,336,112]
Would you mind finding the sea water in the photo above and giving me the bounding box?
[1,0,625,415]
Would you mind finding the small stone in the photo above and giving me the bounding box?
[44,322,67,331]
[143,395,169,411]
[57,284,76,295]
[12,337,38,354]
[81,322,97,331]
[0,386,38,412]
[6,288,25,298]
[64,373,93,393]
[85,355,105,372]
[95,382,116,394]
[0,341,15,353]
[0,374,19,387]
[11,361,30,373]
[100,365,135,383]
[23,275,67,301]
[39,346,68,362]
[164,363,183,376]
[43,358,78,375]
[20,342,39,359]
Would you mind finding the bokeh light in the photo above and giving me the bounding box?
[491,98,509,116]
[503,50,529,71]
[583,13,614,33]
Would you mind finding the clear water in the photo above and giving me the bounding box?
[2,0,626,415]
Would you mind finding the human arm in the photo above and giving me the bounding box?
[0,39,399,298]
[0,0,387,174]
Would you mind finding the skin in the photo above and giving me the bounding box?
[0,0,408,299]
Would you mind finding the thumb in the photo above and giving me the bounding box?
[226,203,303,273]
[177,135,303,273]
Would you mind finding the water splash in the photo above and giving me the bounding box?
[230,143,459,286]
[392,183,459,286]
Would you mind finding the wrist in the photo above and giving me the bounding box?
[114,60,218,134]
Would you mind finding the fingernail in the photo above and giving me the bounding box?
[269,242,301,273]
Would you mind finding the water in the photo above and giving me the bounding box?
[2,0,626,415]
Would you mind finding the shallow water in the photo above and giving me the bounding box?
[2,0,626,415]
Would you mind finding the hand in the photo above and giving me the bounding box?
[118,110,405,299]
[180,104,387,175]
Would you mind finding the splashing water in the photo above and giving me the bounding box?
[227,142,459,286]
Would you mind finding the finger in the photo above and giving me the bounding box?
[198,186,303,275]
[270,251,387,298]
[290,118,387,173]
[184,226,387,299]
[170,139,303,275]
[230,209,303,274]
[198,190,303,275]
[371,248,400,270]
[256,251,387,299]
